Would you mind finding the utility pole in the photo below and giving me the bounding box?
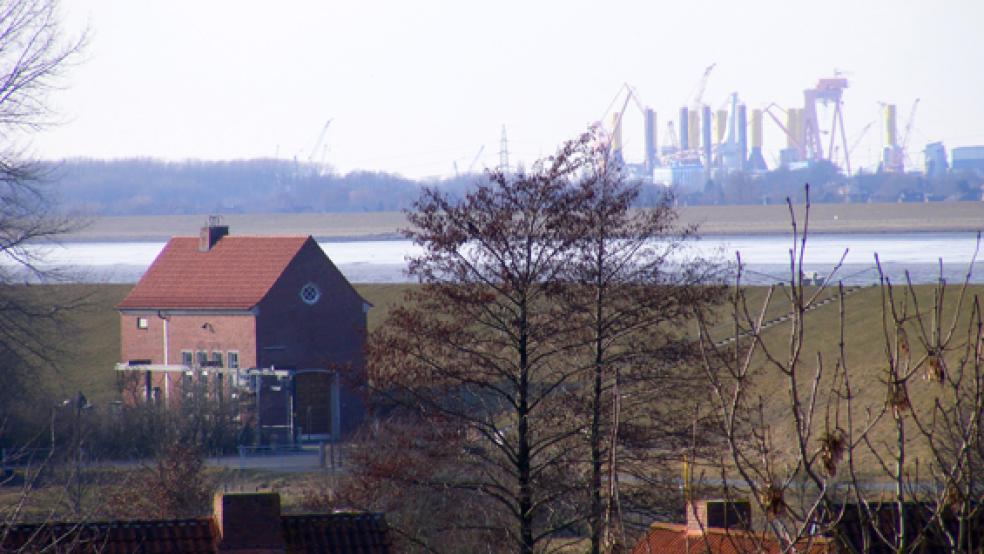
[499,125,510,174]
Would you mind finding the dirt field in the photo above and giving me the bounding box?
[62,202,984,242]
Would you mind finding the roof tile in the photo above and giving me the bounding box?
[118,235,310,310]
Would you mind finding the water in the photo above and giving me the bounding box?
[5,233,983,285]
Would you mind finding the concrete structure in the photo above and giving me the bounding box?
[115,219,370,442]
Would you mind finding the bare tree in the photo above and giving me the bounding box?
[563,132,724,553]
[0,0,84,422]
[365,130,724,552]
[368,134,606,553]
[695,186,984,552]
[0,1,86,550]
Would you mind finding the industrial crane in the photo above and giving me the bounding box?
[308,118,333,166]
[830,119,875,167]
[689,63,716,110]
[453,145,486,177]
[666,121,679,150]
[899,98,920,167]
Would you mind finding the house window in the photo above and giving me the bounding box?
[182,371,193,397]
[181,351,193,368]
[136,317,149,329]
[227,351,239,369]
[211,351,223,367]
[215,373,224,403]
[300,282,321,305]
[196,351,208,367]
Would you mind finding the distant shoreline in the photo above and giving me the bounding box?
[56,202,984,242]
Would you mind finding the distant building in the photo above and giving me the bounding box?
[952,146,984,174]
[924,142,948,178]
[2,492,391,553]
[631,499,830,554]
[115,219,371,442]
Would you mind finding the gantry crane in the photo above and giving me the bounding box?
[689,63,716,111]
[899,98,920,169]
[308,118,333,167]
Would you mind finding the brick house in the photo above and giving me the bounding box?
[115,220,370,441]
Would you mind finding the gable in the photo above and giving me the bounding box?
[259,237,370,311]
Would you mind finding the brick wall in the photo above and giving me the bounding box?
[121,312,257,368]
[255,239,367,435]
[120,312,257,404]
[255,239,366,370]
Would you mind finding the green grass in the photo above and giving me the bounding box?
[20,281,984,475]
[705,282,984,476]
[16,284,132,407]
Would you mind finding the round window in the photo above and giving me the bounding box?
[300,282,321,305]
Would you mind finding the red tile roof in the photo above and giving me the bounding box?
[118,235,310,310]
[281,513,391,553]
[2,519,217,553]
[3,514,391,553]
[631,523,830,554]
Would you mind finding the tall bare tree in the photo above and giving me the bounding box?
[365,130,724,552]
[564,133,724,553]
[0,1,85,550]
[369,135,594,553]
[0,0,84,421]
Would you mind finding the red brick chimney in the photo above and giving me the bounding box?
[213,492,285,553]
[199,216,229,252]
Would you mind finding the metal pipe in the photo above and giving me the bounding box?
[702,105,712,166]
[159,311,170,402]
[738,104,748,170]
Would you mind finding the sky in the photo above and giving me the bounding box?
[25,0,984,179]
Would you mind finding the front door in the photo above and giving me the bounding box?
[293,370,335,440]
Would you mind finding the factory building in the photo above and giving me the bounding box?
[952,146,984,173]
[603,69,971,192]
[924,142,948,178]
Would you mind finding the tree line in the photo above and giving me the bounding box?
[40,157,984,217]
[38,158,679,216]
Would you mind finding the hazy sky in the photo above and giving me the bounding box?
[27,0,984,178]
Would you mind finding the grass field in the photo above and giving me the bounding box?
[6,281,983,527]
[62,201,984,242]
[19,281,984,476]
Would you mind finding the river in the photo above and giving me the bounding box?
[7,232,984,285]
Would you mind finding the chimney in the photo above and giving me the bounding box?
[686,499,751,534]
[200,215,229,252]
[213,492,286,553]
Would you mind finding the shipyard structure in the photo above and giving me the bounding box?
[605,70,984,196]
